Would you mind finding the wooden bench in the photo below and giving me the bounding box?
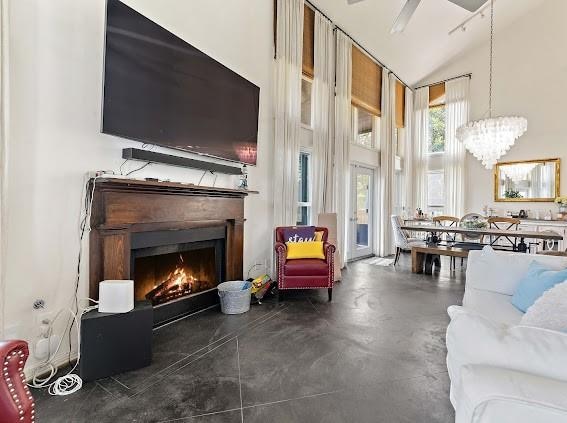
[411,245,469,274]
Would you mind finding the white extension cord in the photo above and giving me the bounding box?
[28,303,98,395]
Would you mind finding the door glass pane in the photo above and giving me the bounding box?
[356,174,370,249]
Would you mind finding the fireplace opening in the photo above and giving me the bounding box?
[130,227,226,325]
[134,247,218,306]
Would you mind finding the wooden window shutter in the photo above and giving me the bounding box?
[302,5,315,78]
[395,81,405,128]
[429,82,445,107]
[351,46,382,116]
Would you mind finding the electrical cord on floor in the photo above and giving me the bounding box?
[28,304,98,395]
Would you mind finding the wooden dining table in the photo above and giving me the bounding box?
[401,224,564,253]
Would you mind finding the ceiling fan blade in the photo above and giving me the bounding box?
[446,0,486,12]
[391,0,422,34]
[347,0,366,4]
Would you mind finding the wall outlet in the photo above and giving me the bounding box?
[35,335,60,360]
[34,311,53,327]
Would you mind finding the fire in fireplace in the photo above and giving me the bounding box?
[129,227,226,325]
[134,248,218,306]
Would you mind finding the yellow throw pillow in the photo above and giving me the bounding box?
[314,231,324,242]
[286,241,325,260]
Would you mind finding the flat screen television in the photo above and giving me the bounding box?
[102,0,259,165]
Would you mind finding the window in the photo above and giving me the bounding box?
[353,106,379,149]
[297,151,311,225]
[301,78,313,127]
[428,105,446,153]
[427,170,445,214]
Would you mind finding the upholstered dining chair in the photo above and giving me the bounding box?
[274,227,336,301]
[391,215,424,266]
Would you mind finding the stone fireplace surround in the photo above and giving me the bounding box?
[89,178,252,325]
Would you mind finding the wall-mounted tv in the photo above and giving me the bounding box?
[102,0,259,165]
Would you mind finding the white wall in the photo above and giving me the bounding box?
[5,0,274,371]
[418,0,567,216]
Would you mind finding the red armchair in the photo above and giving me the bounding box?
[0,340,35,423]
[274,226,336,301]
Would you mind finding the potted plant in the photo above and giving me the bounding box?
[555,196,567,214]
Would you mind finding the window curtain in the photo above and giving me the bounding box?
[413,87,429,212]
[403,87,414,214]
[333,31,352,268]
[0,0,8,337]
[273,0,304,227]
[377,72,395,256]
[444,77,470,217]
[311,11,334,217]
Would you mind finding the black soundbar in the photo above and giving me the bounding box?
[122,148,243,175]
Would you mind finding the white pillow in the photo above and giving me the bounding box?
[466,246,567,296]
[521,280,567,332]
[446,305,567,383]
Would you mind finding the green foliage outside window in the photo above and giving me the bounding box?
[429,106,445,153]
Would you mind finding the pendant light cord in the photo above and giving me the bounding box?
[489,0,494,118]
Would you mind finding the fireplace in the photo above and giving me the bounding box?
[129,227,225,324]
[89,178,253,326]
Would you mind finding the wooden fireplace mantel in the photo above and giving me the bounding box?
[89,177,255,299]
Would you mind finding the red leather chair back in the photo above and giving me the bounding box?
[0,340,34,423]
[275,226,329,243]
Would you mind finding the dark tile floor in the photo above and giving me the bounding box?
[33,254,465,422]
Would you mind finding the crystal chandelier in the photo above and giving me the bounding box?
[456,0,527,170]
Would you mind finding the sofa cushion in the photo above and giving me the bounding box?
[511,262,567,312]
[447,305,567,384]
[284,258,328,276]
[466,247,567,296]
[463,287,523,325]
[521,281,567,332]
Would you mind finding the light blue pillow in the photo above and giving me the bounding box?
[512,261,567,312]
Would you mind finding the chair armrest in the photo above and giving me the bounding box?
[456,364,567,423]
[275,242,287,266]
[323,242,336,263]
[0,340,34,423]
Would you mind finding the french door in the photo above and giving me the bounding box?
[349,165,374,260]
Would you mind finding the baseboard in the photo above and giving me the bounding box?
[25,349,78,382]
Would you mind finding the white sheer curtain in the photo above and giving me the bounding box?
[403,87,414,214]
[444,77,470,217]
[0,0,8,337]
[273,0,303,227]
[333,31,351,267]
[311,12,334,217]
[413,87,429,212]
[378,72,395,256]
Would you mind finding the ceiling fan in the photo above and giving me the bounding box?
[347,0,487,33]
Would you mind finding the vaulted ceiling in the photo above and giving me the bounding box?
[310,0,546,86]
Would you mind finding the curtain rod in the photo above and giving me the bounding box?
[304,0,413,90]
[413,73,472,90]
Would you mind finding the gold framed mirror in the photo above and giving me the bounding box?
[494,158,560,202]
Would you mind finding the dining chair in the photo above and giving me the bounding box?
[433,216,460,269]
[487,217,521,250]
[391,215,424,266]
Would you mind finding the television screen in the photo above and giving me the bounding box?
[102,0,259,165]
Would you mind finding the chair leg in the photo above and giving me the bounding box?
[461,257,464,267]
[394,247,401,266]
[278,290,284,302]
[328,288,333,302]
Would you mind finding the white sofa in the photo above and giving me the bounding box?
[446,248,567,423]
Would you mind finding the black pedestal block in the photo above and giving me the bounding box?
[79,301,153,382]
